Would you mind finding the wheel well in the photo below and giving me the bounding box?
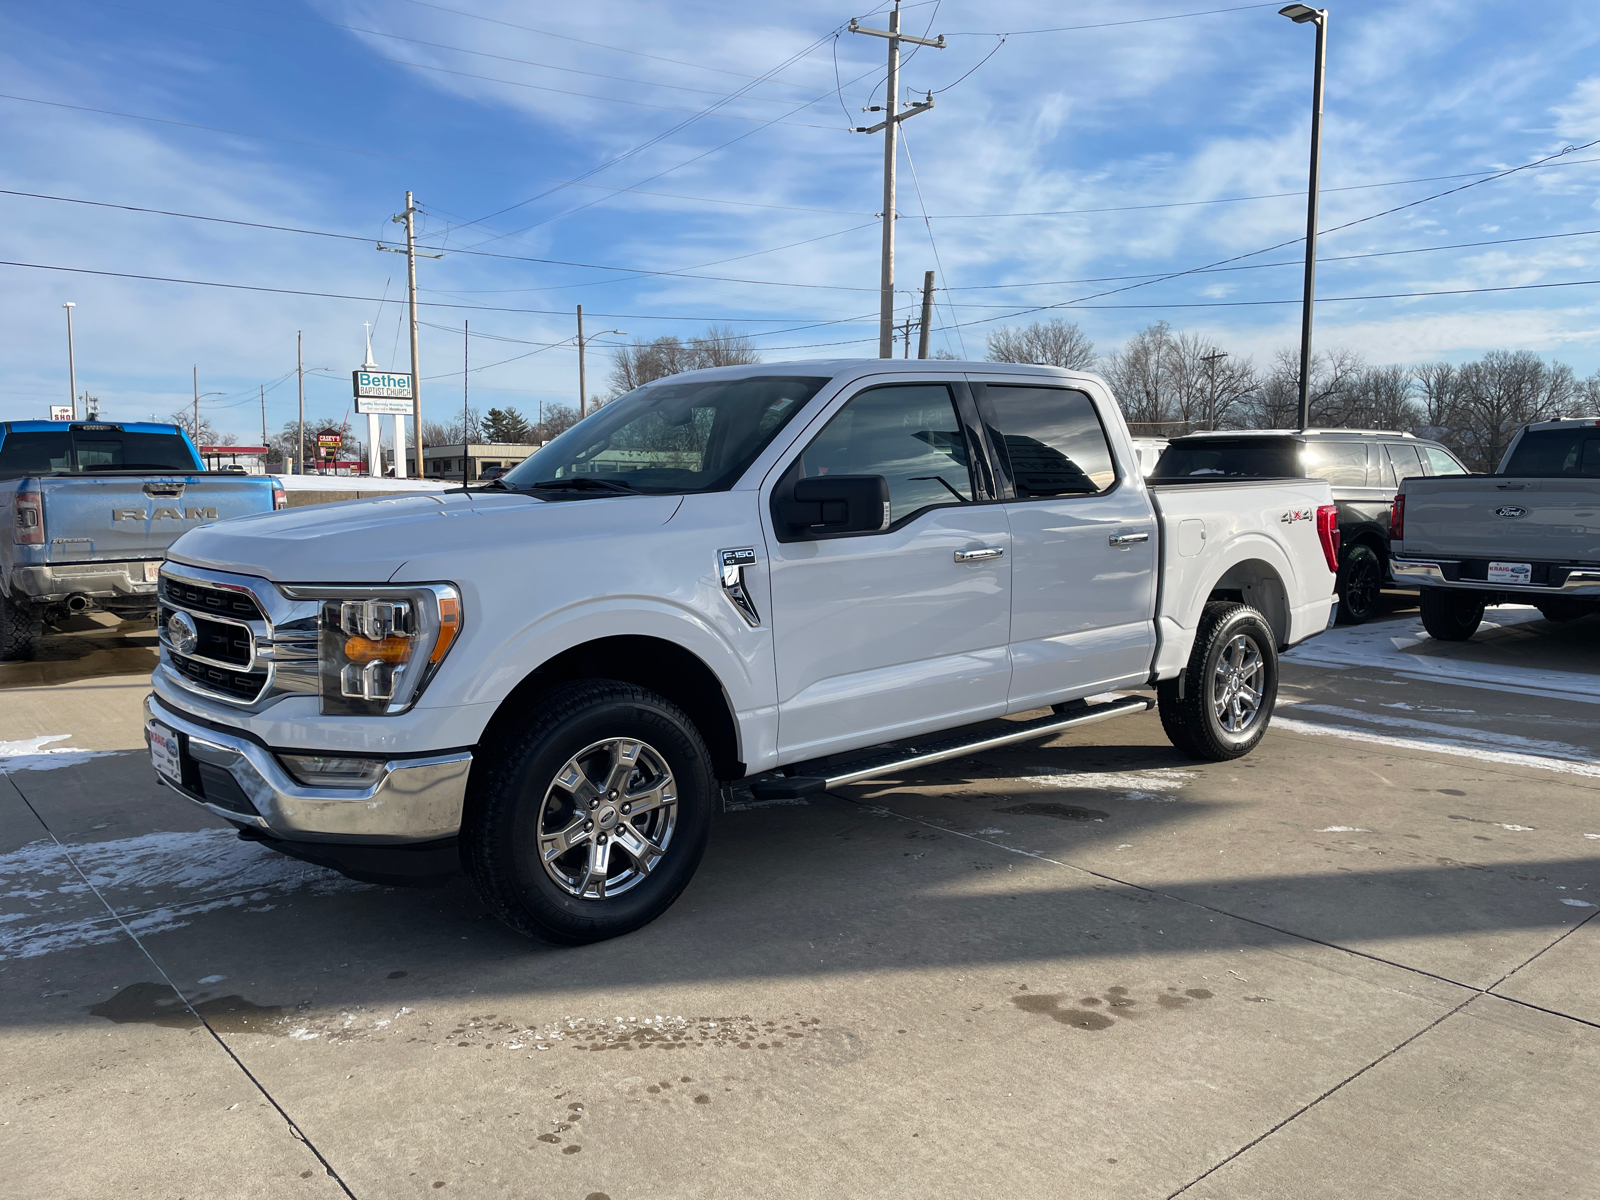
[482,636,745,780]
[1346,531,1388,566]
[1207,558,1289,647]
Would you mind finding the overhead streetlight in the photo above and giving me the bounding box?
[575,302,626,419]
[62,302,77,421]
[1280,3,1328,432]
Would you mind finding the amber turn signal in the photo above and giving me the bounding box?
[343,635,412,664]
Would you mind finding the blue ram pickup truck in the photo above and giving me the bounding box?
[1,421,284,660]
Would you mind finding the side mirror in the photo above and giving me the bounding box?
[778,474,891,539]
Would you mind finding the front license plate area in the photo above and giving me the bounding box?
[1487,561,1532,585]
[148,721,180,781]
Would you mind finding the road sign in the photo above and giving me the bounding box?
[49,405,71,421]
[353,369,413,400]
[316,430,343,447]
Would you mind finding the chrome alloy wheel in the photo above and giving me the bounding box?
[1211,634,1265,733]
[535,737,678,899]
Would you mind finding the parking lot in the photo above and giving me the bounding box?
[3,599,1597,1200]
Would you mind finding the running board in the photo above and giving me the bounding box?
[748,695,1154,800]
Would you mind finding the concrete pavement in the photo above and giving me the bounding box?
[2,600,1596,1198]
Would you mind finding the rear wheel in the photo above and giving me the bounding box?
[0,591,42,661]
[1419,589,1485,641]
[1335,544,1383,625]
[462,680,715,946]
[1157,601,1279,761]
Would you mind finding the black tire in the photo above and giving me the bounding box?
[1419,589,1484,641]
[461,680,715,946]
[1157,601,1279,762]
[1335,543,1383,625]
[0,591,42,662]
[1536,598,1592,623]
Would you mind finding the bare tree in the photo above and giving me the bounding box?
[608,325,761,397]
[168,409,236,448]
[1101,321,1176,426]
[422,407,483,448]
[1338,364,1419,431]
[538,403,580,441]
[984,319,1096,370]
[1159,331,1257,430]
[1454,350,1573,471]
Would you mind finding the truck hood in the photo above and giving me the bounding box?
[167,490,684,583]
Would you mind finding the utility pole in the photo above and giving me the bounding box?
[192,366,199,442]
[62,302,77,419]
[901,315,912,358]
[297,332,305,475]
[850,4,943,358]
[463,320,470,482]
[260,384,268,458]
[917,270,934,359]
[575,306,625,419]
[1201,350,1228,431]
[381,191,440,477]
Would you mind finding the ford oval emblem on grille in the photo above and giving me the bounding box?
[1493,505,1528,519]
[166,609,199,656]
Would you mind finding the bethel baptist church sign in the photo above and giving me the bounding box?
[352,369,415,414]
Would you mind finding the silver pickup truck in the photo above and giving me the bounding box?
[1,421,284,660]
[1391,416,1600,639]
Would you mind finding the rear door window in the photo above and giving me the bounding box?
[1385,443,1425,486]
[980,386,1116,497]
[1303,441,1370,486]
[1151,439,1300,479]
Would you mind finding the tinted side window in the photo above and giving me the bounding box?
[797,383,972,524]
[0,432,72,478]
[1386,443,1425,486]
[983,386,1115,498]
[1423,446,1466,475]
[1303,441,1369,487]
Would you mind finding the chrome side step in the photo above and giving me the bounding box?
[748,695,1154,800]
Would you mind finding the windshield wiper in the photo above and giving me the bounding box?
[526,477,640,496]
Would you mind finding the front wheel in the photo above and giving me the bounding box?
[462,680,715,945]
[1419,589,1484,641]
[1335,544,1383,625]
[1158,601,1279,761]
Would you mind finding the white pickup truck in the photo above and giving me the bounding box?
[144,361,1337,944]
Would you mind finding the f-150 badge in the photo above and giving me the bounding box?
[717,547,760,628]
[1279,509,1312,524]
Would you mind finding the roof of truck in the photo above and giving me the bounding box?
[1525,417,1600,430]
[1168,428,1415,440]
[2,421,184,435]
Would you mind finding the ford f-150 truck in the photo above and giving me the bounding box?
[1391,416,1600,639]
[143,361,1337,945]
[1,421,285,660]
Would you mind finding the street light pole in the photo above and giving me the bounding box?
[576,306,626,420]
[1280,4,1328,432]
[62,303,77,420]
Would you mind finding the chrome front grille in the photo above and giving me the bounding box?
[157,564,320,709]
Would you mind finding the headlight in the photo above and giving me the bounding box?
[277,583,462,715]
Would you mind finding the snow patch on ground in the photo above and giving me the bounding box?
[1317,826,1371,833]
[0,828,368,959]
[1290,704,1598,763]
[1022,768,1196,801]
[0,735,120,774]
[1273,717,1600,778]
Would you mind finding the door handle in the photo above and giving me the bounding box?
[1109,532,1150,547]
[954,546,1004,562]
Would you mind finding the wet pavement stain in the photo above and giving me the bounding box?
[997,802,1109,822]
[88,982,282,1033]
[1013,985,1214,1030]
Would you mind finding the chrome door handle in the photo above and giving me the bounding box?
[954,546,1005,562]
[1109,532,1150,547]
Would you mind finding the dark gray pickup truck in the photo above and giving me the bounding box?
[1391,417,1600,639]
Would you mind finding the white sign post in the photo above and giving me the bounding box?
[353,369,415,477]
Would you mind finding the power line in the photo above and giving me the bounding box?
[69,0,844,130]
[899,125,966,356]
[945,2,1278,37]
[0,94,872,218]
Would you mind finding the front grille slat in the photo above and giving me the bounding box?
[169,649,268,701]
[160,577,265,622]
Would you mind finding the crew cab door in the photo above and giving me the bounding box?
[968,377,1157,711]
[763,379,1012,761]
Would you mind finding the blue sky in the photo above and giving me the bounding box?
[4,0,1600,439]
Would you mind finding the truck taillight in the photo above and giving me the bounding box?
[1315,504,1340,574]
[273,484,288,511]
[13,491,43,545]
[1390,493,1405,541]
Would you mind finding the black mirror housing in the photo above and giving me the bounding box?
[777,474,891,539]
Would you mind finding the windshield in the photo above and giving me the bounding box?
[1151,439,1301,480]
[0,429,200,479]
[1503,428,1600,477]
[501,375,828,495]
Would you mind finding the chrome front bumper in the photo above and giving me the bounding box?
[144,693,471,843]
[1391,559,1600,596]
